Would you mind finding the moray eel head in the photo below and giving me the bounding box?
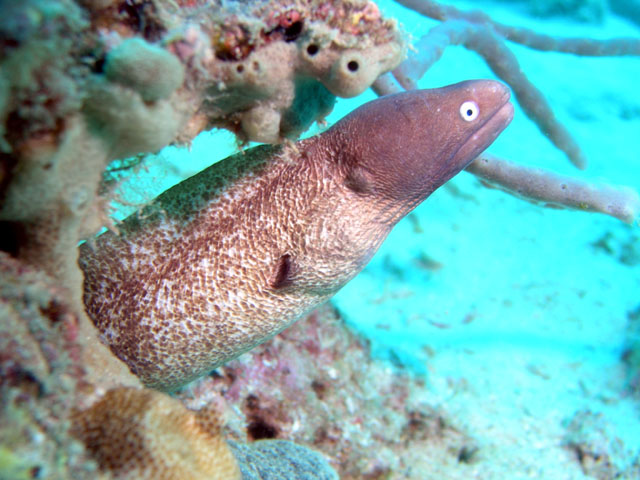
[326,79,513,214]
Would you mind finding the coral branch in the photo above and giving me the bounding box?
[374,3,640,224]
[371,72,403,96]
[378,74,639,223]
[395,0,640,56]
[465,155,640,223]
[392,0,640,169]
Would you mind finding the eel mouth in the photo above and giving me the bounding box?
[450,89,515,170]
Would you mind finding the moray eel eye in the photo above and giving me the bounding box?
[460,100,479,122]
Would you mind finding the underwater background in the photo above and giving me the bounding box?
[109,0,640,478]
[1,0,639,478]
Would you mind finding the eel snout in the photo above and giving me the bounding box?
[449,80,514,171]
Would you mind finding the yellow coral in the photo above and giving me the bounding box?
[72,387,241,480]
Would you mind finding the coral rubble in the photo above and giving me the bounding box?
[178,305,475,479]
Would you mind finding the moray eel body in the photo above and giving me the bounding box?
[80,80,513,391]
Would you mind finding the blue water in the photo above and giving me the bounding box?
[116,1,640,475]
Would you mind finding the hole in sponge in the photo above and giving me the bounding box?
[306,44,319,56]
[347,60,359,72]
[247,417,279,440]
[284,20,303,42]
[0,221,25,257]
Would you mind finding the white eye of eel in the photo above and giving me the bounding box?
[459,100,479,122]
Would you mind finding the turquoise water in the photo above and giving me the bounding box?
[114,1,640,476]
[335,2,640,474]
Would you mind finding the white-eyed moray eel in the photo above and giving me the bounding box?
[79,80,514,390]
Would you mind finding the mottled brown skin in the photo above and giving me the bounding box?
[79,80,513,391]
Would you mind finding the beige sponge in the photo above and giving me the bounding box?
[72,387,242,480]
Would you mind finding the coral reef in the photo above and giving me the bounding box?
[71,386,242,480]
[0,253,99,479]
[83,0,405,143]
[103,37,185,103]
[466,155,640,223]
[0,1,405,477]
[0,0,639,478]
[178,305,476,479]
[0,0,404,311]
[70,381,339,480]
